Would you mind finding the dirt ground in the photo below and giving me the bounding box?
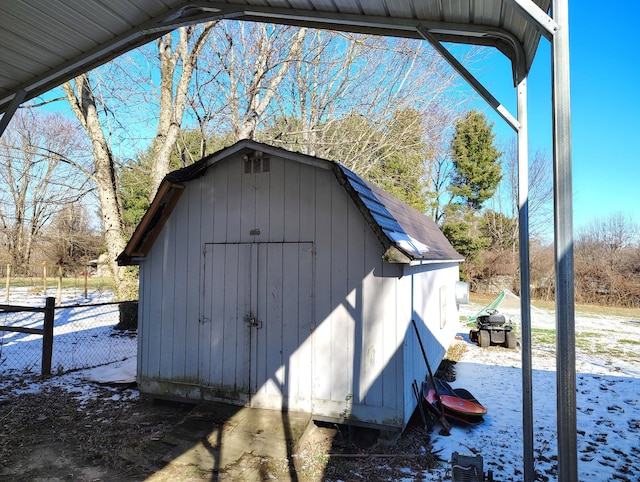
[0,369,450,481]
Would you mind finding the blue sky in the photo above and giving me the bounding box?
[31,3,637,237]
[466,1,640,235]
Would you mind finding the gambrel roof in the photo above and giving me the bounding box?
[118,139,463,265]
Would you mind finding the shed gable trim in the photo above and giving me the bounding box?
[117,182,184,264]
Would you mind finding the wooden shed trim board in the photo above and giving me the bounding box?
[122,182,185,259]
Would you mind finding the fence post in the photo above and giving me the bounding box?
[5,264,10,302]
[57,264,63,306]
[43,262,48,296]
[84,265,88,299]
[42,296,55,376]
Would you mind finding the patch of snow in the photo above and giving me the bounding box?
[418,302,640,481]
[2,288,639,480]
[81,357,136,385]
[1,288,135,375]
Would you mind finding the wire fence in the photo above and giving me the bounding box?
[0,300,137,376]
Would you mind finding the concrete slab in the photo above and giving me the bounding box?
[157,401,312,475]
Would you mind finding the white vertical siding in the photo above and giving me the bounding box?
[254,159,270,239]
[145,232,164,378]
[211,161,227,243]
[294,243,314,408]
[184,180,202,381]
[312,166,332,405]
[225,160,242,240]
[158,222,175,379]
[330,177,350,402]
[347,198,366,407]
[171,190,188,379]
[269,157,285,238]
[399,261,461,427]
[284,161,301,241]
[221,245,242,388]
[138,152,459,429]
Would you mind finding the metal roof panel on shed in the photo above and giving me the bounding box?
[333,163,463,263]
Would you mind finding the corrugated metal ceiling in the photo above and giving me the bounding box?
[0,0,550,115]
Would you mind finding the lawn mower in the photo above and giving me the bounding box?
[469,309,517,349]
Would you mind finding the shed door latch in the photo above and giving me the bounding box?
[244,314,262,329]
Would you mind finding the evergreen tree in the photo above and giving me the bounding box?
[441,110,501,277]
[441,204,491,280]
[449,109,502,210]
[375,108,428,212]
[120,129,220,234]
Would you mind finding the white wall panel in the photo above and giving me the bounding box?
[329,178,351,403]
[312,168,333,403]
[184,179,202,381]
[137,152,459,430]
[171,188,189,379]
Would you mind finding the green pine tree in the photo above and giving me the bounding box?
[449,109,502,210]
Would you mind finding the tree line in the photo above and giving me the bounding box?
[0,21,638,306]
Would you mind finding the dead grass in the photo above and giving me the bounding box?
[0,373,443,481]
[0,376,193,480]
[469,292,640,320]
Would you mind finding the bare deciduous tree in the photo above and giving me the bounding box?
[575,213,639,306]
[0,110,88,269]
[190,22,307,143]
[63,73,133,296]
[63,25,215,298]
[268,33,465,178]
[488,141,553,248]
[44,203,102,264]
[191,25,469,194]
[150,22,216,196]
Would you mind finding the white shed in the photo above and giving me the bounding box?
[118,140,464,431]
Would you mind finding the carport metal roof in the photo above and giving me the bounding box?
[0,0,553,117]
[0,1,575,481]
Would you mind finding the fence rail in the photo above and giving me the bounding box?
[0,297,54,375]
[0,298,137,377]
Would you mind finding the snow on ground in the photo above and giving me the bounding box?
[0,288,138,406]
[425,299,640,481]
[0,287,136,376]
[2,288,639,481]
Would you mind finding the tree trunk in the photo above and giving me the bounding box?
[234,26,307,140]
[149,23,216,199]
[63,75,137,299]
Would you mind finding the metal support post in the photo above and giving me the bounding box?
[551,1,577,480]
[517,77,534,482]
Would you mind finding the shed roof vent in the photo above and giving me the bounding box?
[243,152,270,173]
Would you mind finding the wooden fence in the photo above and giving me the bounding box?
[2,263,113,305]
[0,297,55,376]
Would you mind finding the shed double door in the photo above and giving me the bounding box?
[201,242,314,410]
